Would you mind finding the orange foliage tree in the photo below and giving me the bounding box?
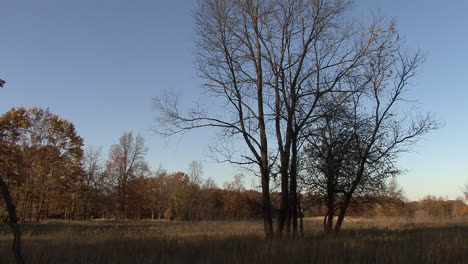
[0,107,84,221]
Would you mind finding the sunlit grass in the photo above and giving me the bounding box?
[0,218,466,263]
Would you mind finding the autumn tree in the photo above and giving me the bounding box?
[0,79,24,263]
[126,175,152,219]
[104,132,148,219]
[147,170,170,220]
[0,106,83,263]
[0,107,84,221]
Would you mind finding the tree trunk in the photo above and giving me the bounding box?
[289,138,298,237]
[334,195,352,232]
[0,176,24,264]
[325,192,335,233]
[298,196,304,237]
[120,177,128,219]
[159,208,164,220]
[325,209,334,233]
[20,190,29,222]
[277,166,289,237]
[83,195,89,220]
[260,167,273,239]
[35,193,46,222]
[70,193,76,220]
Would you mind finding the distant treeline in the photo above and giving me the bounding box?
[1,164,466,221]
[0,107,465,223]
[304,195,467,219]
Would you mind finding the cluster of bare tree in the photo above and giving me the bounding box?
[153,0,439,238]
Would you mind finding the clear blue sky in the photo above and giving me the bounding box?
[1,0,467,200]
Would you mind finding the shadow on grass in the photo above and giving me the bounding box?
[0,221,466,263]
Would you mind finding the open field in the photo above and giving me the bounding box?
[0,218,467,263]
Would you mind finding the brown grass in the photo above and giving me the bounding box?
[0,218,466,263]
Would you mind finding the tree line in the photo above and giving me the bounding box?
[0,108,255,222]
[1,107,462,224]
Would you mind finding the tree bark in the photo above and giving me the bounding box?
[334,195,352,232]
[325,190,335,233]
[289,137,299,237]
[260,163,273,239]
[0,176,24,264]
[277,166,289,237]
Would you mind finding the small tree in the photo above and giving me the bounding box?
[104,132,148,219]
[303,31,440,232]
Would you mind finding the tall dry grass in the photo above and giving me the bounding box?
[0,218,466,263]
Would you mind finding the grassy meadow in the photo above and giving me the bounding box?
[0,218,466,263]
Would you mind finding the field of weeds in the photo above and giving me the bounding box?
[0,218,466,263]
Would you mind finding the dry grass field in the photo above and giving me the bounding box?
[0,217,467,263]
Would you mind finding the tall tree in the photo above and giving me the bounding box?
[153,0,417,238]
[154,0,275,237]
[104,132,147,219]
[262,0,376,236]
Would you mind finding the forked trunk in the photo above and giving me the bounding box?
[334,195,352,232]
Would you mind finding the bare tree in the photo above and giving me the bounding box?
[82,146,103,219]
[303,34,440,232]
[262,0,386,236]
[202,177,218,189]
[154,0,277,238]
[188,160,204,186]
[105,132,148,219]
[463,184,468,200]
[154,0,423,238]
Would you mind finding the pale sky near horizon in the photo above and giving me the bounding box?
[1,0,467,201]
